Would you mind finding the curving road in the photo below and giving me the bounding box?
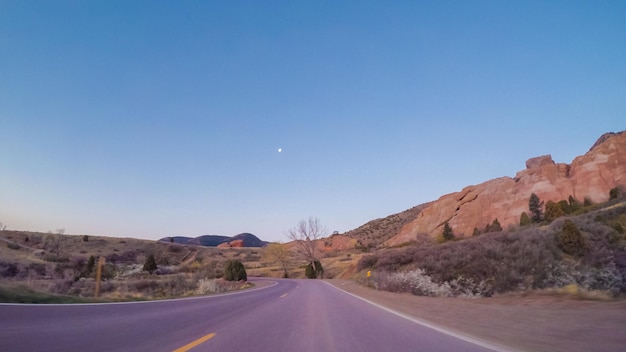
[0,279,510,351]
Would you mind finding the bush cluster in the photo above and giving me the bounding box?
[223,260,247,281]
[305,260,324,279]
[357,208,626,296]
[557,220,585,256]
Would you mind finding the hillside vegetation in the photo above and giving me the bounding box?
[0,232,259,302]
[356,195,626,298]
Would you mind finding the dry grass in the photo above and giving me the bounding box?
[0,230,262,302]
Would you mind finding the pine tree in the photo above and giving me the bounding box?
[529,193,544,223]
[442,221,455,241]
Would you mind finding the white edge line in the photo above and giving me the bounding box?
[323,281,524,352]
[0,278,278,307]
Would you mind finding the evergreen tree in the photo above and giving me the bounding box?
[529,193,544,223]
[568,196,581,213]
[223,259,247,281]
[442,221,455,241]
[558,200,571,214]
[520,212,532,226]
[143,254,158,274]
[491,218,502,232]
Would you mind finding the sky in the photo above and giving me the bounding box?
[1,1,624,242]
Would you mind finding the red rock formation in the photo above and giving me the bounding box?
[386,131,626,246]
[216,239,245,248]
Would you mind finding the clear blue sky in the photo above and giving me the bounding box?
[1,1,624,241]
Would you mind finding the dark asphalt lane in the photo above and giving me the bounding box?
[0,278,508,352]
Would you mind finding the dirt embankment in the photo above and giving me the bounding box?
[327,279,626,352]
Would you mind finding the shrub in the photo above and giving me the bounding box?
[357,255,378,271]
[305,260,324,279]
[545,201,565,222]
[223,260,247,281]
[519,212,532,226]
[609,187,620,200]
[143,254,157,274]
[196,278,221,294]
[7,242,20,250]
[0,262,19,278]
[568,196,581,213]
[557,220,585,256]
[559,200,572,214]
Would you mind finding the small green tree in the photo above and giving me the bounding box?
[545,201,565,222]
[223,259,247,281]
[558,200,571,214]
[82,235,89,242]
[557,220,585,256]
[519,212,532,226]
[305,260,324,279]
[583,197,593,207]
[143,254,158,274]
[484,218,502,233]
[442,221,455,241]
[472,228,481,237]
[568,196,581,213]
[529,193,544,223]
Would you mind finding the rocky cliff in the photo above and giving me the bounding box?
[385,131,626,246]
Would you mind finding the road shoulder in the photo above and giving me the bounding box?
[325,279,626,352]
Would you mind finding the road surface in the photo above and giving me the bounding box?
[0,279,510,351]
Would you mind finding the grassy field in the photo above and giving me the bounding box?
[0,229,364,302]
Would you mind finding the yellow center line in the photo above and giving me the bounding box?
[172,332,216,352]
[280,293,288,298]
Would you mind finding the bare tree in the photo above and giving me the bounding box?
[287,217,327,268]
[263,243,291,278]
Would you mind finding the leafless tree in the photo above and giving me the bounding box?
[286,217,327,267]
[263,243,291,277]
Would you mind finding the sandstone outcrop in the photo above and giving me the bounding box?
[217,239,245,248]
[385,131,626,246]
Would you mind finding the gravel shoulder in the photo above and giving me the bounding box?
[326,279,626,352]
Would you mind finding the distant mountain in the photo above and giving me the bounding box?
[159,233,267,248]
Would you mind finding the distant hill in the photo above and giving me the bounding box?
[159,233,267,248]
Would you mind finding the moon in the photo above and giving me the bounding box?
[278,148,282,153]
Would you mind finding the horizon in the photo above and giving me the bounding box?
[1,1,625,242]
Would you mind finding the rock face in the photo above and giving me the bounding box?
[217,239,245,248]
[386,131,626,246]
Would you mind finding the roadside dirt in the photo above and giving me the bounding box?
[327,279,626,352]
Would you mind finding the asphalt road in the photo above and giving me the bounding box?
[0,279,508,352]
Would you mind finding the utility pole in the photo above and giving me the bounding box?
[94,257,105,298]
